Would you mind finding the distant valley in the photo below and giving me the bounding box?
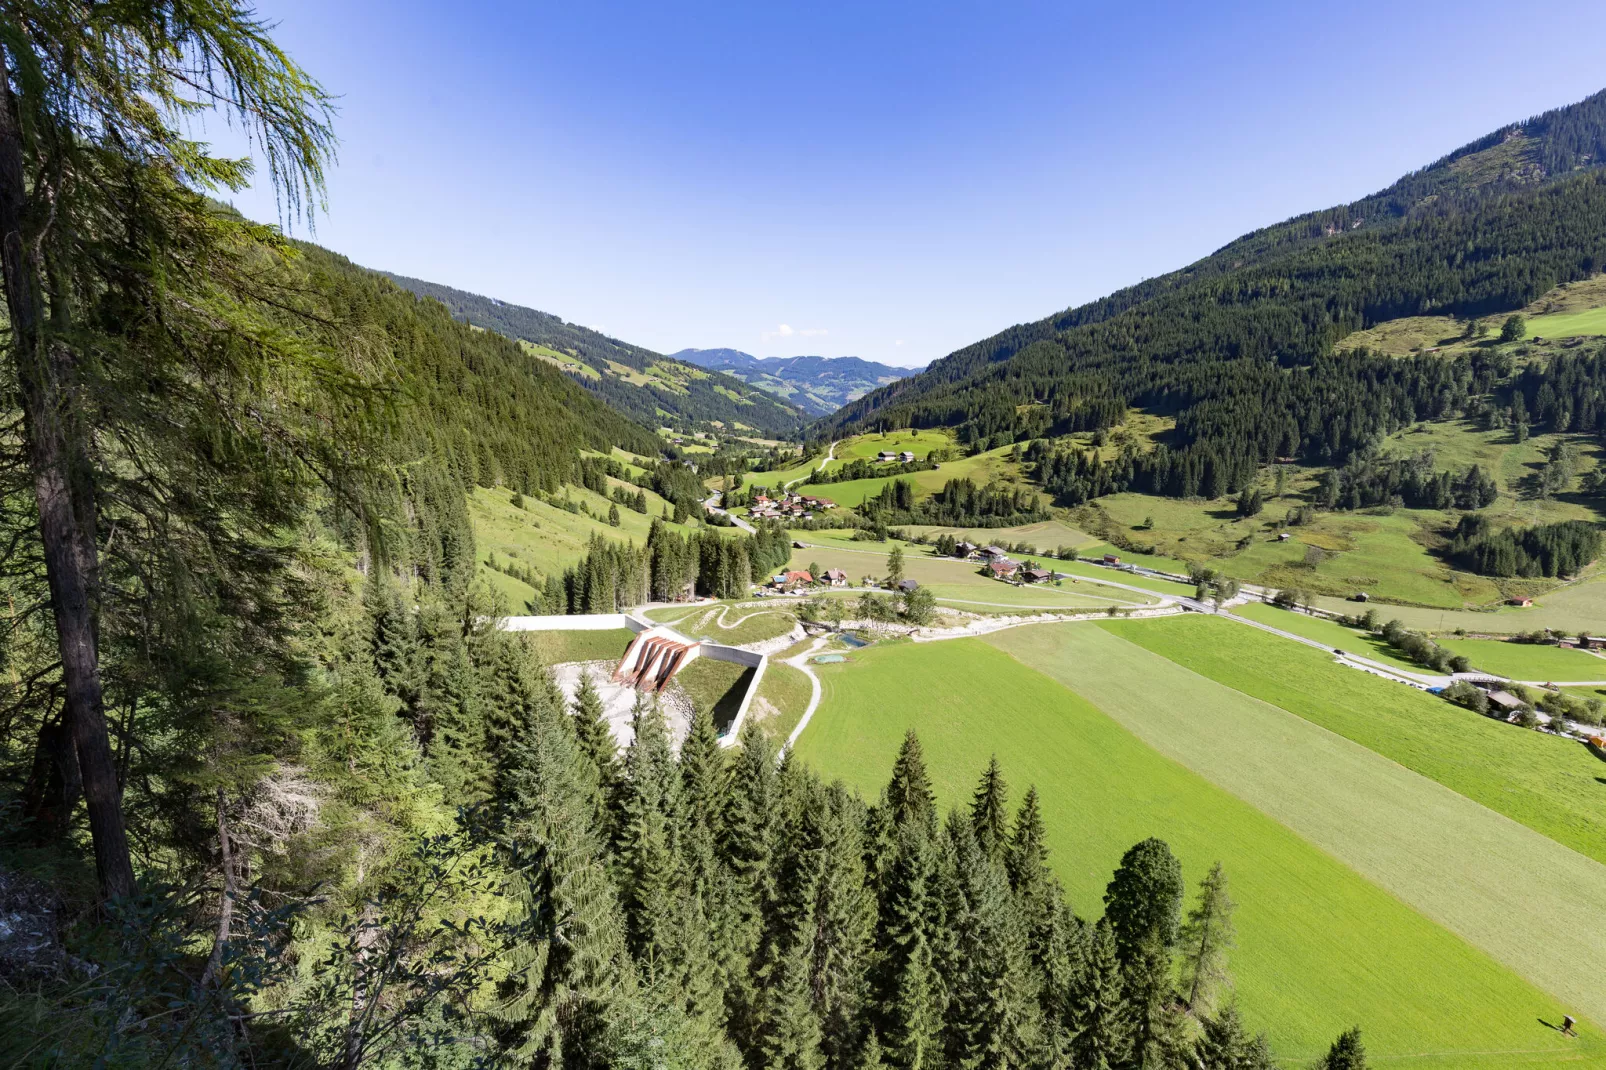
[671,348,923,417]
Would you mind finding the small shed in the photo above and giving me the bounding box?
[1351,592,1369,602]
[1486,690,1526,716]
[1102,553,1121,566]
[1023,567,1053,583]
[1507,596,1534,608]
[896,579,920,593]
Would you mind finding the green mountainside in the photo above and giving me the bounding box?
[826,88,1606,463]
[383,272,807,436]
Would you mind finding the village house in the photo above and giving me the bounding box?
[955,540,979,558]
[772,569,814,591]
[896,578,920,593]
[898,451,915,463]
[824,568,848,587]
[981,545,1009,561]
[989,559,1020,579]
[877,450,897,462]
[1022,567,1053,584]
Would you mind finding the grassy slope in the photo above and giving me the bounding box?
[1105,616,1606,866]
[643,602,798,645]
[1231,602,1426,671]
[988,621,1606,1033]
[673,658,752,728]
[1438,637,1606,681]
[1308,576,1606,635]
[791,639,1600,1067]
[790,443,1026,508]
[783,541,1158,607]
[749,661,813,743]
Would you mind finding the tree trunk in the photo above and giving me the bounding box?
[0,54,135,901]
[202,788,237,987]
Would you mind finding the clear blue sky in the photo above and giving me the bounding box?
[222,0,1606,367]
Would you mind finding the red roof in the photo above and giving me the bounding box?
[785,570,813,583]
[989,559,1019,574]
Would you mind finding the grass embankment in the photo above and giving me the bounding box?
[990,620,1606,1034]
[527,628,635,665]
[1104,616,1606,867]
[791,638,1601,1067]
[749,661,813,743]
[673,658,753,730]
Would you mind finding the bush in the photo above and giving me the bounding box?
[1442,680,1489,715]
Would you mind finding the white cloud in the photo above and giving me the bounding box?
[762,323,829,342]
[895,339,905,346]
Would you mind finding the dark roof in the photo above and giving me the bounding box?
[896,579,919,591]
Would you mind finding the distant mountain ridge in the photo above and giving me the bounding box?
[671,348,924,417]
[380,274,806,436]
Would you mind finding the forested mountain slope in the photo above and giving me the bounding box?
[384,273,807,436]
[825,88,1606,483]
[672,347,923,415]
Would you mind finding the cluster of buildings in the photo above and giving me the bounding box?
[950,541,1054,584]
[877,450,917,463]
[749,491,836,521]
[768,567,849,592]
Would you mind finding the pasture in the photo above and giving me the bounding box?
[791,638,1601,1067]
[793,443,1026,507]
[1231,602,1426,672]
[1528,304,1606,339]
[1438,637,1606,681]
[1104,616,1606,868]
[643,602,799,645]
[990,621,1606,1031]
[1309,573,1606,636]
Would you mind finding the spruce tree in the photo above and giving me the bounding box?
[872,817,943,1069]
[719,722,780,1047]
[1006,785,1050,894]
[571,669,622,838]
[885,730,936,829]
[752,779,830,1070]
[1320,1027,1368,1070]
[1065,918,1132,1070]
[970,756,1010,863]
[615,699,684,967]
[1195,1002,1276,1070]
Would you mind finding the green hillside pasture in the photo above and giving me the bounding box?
[783,542,1158,607]
[901,518,1099,554]
[794,444,1024,508]
[748,661,813,743]
[525,628,635,666]
[1528,304,1606,338]
[1310,573,1606,635]
[1045,558,1196,597]
[643,602,798,646]
[1104,615,1606,867]
[470,484,698,587]
[829,429,956,464]
[792,639,1601,1067]
[991,620,1606,1035]
[1439,637,1606,681]
[1232,602,1425,672]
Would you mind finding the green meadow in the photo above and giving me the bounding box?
[1106,616,1606,867]
[643,602,799,645]
[791,638,1602,1067]
[1438,637,1606,681]
[989,622,1606,1030]
[1230,602,1426,672]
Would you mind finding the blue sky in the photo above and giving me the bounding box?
[221,0,1606,367]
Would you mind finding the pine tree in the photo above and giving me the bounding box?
[1180,862,1237,1014]
[1006,785,1050,894]
[1065,918,1132,1070]
[885,730,936,829]
[571,669,622,838]
[1320,1027,1368,1070]
[969,756,1010,863]
[1103,838,1185,966]
[752,780,830,1070]
[615,699,684,967]
[1195,1003,1276,1070]
[873,815,943,1070]
[489,639,633,1064]
[719,722,780,1046]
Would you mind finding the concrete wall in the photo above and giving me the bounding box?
[700,642,768,747]
[501,613,651,633]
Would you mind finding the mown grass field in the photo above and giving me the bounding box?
[791,638,1602,1067]
[1438,637,1606,681]
[990,621,1606,1033]
[1309,573,1606,636]
[1105,616,1606,867]
[1527,304,1606,338]
[1231,602,1426,671]
[901,518,1097,553]
[525,628,634,665]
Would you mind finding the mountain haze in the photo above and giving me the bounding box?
[382,274,807,436]
[671,348,924,416]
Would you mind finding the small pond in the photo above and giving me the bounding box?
[813,654,847,664]
[836,632,870,648]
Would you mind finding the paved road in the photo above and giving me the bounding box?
[783,440,838,489]
[703,493,756,533]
